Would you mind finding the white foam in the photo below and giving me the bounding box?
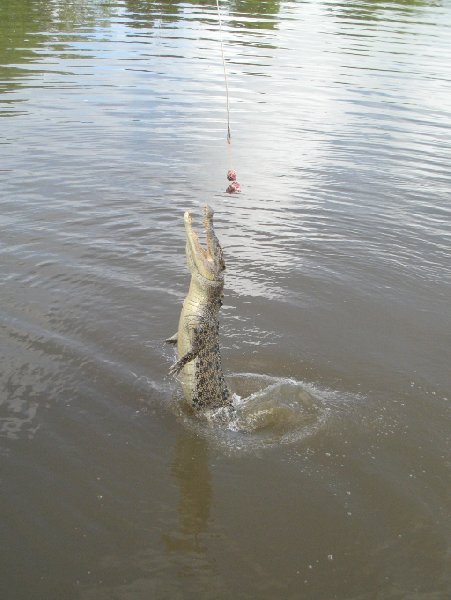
[170,372,364,453]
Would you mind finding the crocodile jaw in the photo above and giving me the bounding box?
[184,205,225,282]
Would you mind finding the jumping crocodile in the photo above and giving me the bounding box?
[167,205,233,411]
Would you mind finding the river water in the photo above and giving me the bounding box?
[1,1,450,598]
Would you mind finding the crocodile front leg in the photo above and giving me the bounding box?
[169,326,204,376]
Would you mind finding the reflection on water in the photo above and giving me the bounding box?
[123,0,282,29]
[0,0,284,116]
[123,0,182,27]
[1,0,451,598]
[163,430,211,553]
[0,1,113,114]
[332,0,443,22]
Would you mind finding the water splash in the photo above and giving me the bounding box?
[172,372,362,452]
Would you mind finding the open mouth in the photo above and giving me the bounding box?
[184,205,225,279]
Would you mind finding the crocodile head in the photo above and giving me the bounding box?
[184,205,226,281]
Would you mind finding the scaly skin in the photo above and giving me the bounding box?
[168,205,232,410]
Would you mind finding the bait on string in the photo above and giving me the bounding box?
[216,0,241,194]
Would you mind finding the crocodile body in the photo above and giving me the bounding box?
[168,206,232,411]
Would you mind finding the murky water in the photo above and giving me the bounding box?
[1,0,450,598]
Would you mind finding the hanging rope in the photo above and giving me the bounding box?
[216,0,231,144]
[215,0,241,193]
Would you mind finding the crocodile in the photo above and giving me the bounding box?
[167,205,233,411]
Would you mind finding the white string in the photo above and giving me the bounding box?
[216,0,231,144]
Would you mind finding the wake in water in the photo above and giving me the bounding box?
[171,372,362,452]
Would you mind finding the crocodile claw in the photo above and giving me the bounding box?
[169,361,182,377]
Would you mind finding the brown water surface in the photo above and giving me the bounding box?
[1,1,450,598]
